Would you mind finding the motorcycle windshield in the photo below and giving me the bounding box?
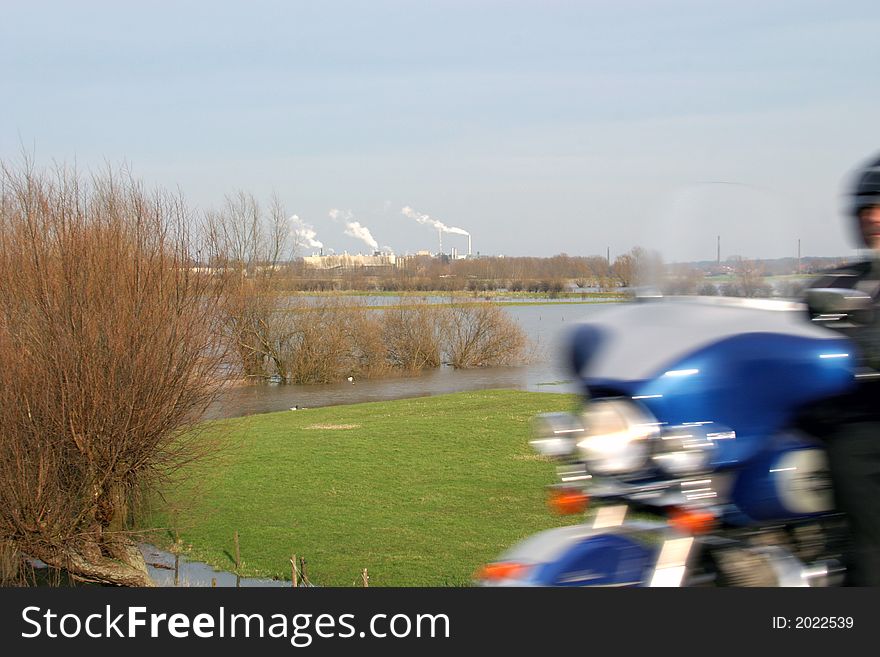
[565,182,859,461]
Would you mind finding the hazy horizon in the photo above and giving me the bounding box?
[3,1,879,261]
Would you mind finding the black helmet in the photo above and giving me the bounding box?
[848,153,880,245]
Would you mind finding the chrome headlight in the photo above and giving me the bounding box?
[530,412,586,458]
[651,424,726,476]
[576,399,660,475]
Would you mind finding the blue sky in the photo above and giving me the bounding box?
[3,0,879,261]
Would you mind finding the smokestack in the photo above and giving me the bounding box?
[402,206,469,256]
[468,234,472,256]
[717,235,720,264]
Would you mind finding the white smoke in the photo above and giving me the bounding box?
[330,208,380,251]
[289,215,323,249]
[344,221,379,251]
[401,206,469,236]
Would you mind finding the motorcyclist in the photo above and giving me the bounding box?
[803,154,880,585]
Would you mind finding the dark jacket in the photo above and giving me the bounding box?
[798,259,880,430]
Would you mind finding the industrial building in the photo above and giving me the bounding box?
[302,253,400,270]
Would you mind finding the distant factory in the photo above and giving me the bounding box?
[302,252,401,270]
[302,248,475,270]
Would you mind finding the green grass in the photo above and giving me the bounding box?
[142,390,582,587]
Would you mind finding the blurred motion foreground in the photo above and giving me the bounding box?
[476,293,876,587]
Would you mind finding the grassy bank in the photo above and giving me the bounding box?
[142,390,581,586]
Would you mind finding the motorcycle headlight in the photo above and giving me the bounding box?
[530,412,586,458]
[576,400,660,475]
[651,424,724,476]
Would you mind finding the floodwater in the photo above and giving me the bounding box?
[202,302,611,420]
[141,544,292,588]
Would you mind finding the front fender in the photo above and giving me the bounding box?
[480,523,663,587]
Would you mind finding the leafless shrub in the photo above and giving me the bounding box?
[223,279,278,379]
[269,298,347,383]
[343,305,391,379]
[0,160,228,586]
[442,302,527,368]
[223,294,529,380]
[244,297,386,384]
[381,301,443,371]
[281,298,366,383]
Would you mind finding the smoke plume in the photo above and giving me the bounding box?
[289,215,323,249]
[330,208,380,251]
[343,221,379,250]
[401,206,469,236]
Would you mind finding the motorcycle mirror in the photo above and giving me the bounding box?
[805,288,873,325]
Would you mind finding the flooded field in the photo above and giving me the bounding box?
[204,302,610,420]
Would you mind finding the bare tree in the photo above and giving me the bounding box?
[382,302,443,371]
[443,302,527,368]
[0,161,228,586]
[205,191,299,380]
[204,191,293,274]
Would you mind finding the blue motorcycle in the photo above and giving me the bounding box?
[476,289,874,587]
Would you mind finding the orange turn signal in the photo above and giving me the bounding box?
[547,488,589,515]
[669,508,716,535]
[475,562,531,582]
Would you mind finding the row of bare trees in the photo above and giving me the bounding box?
[317,252,803,298]
[260,249,653,293]
[660,257,784,298]
[226,296,528,383]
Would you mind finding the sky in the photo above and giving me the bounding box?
[3,0,880,262]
